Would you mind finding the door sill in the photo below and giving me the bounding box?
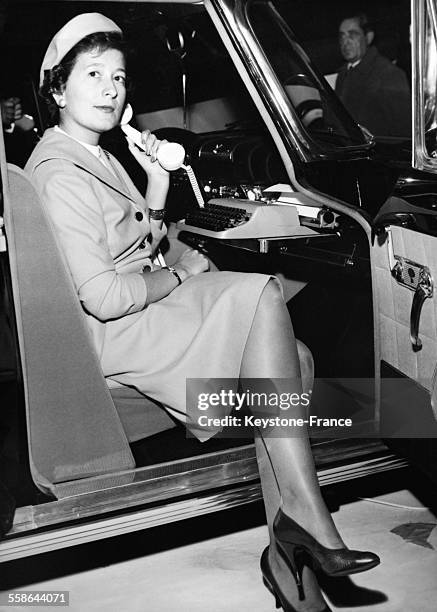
[0,438,407,562]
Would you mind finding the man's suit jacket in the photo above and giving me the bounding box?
[335,46,411,138]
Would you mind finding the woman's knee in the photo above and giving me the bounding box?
[257,278,286,313]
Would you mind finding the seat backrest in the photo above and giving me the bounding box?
[3,164,136,492]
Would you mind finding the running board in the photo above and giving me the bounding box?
[0,448,407,563]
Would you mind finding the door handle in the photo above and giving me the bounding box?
[410,269,433,351]
[391,256,434,352]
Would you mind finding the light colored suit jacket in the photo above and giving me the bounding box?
[25,128,167,358]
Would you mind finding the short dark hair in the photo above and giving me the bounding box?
[39,31,130,124]
[341,12,374,35]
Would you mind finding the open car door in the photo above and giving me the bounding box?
[371,0,437,451]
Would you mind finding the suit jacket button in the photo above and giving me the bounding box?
[135,211,144,222]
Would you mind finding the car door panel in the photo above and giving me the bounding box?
[373,224,437,420]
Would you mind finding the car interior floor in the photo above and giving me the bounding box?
[0,468,436,612]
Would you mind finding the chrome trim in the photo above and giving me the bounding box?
[208,0,312,162]
[209,0,369,163]
[412,0,426,170]
[0,451,408,563]
[52,445,256,499]
[1,486,262,563]
[412,0,437,172]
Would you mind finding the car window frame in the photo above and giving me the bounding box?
[412,0,437,172]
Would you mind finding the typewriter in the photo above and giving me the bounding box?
[177,198,319,239]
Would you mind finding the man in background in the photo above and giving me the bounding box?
[335,12,411,138]
[0,0,38,166]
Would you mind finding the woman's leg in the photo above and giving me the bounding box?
[255,430,329,611]
[241,279,344,548]
[240,279,344,609]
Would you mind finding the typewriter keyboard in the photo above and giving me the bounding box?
[185,203,252,232]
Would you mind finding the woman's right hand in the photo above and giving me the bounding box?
[174,248,209,281]
[126,132,170,179]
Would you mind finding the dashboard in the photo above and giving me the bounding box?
[155,126,371,280]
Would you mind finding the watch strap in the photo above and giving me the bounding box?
[164,266,182,286]
[149,208,165,220]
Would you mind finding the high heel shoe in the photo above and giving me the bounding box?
[261,546,331,612]
[273,508,380,594]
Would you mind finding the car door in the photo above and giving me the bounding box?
[207,0,437,447]
[371,0,437,442]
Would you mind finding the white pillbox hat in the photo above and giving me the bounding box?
[39,13,121,87]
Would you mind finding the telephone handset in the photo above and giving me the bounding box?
[120,104,204,206]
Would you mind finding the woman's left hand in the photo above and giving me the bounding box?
[126,131,170,180]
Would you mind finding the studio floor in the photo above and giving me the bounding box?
[1,469,436,612]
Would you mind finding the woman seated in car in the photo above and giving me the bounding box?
[26,13,379,612]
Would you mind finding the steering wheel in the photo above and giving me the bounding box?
[295,99,324,130]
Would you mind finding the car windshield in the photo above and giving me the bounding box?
[244,0,367,149]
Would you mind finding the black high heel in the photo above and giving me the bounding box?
[273,508,380,595]
[261,547,331,612]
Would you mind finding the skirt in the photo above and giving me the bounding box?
[101,270,273,440]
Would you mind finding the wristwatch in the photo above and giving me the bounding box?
[149,208,165,220]
[164,266,182,286]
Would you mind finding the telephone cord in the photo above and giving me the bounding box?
[182,164,205,208]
